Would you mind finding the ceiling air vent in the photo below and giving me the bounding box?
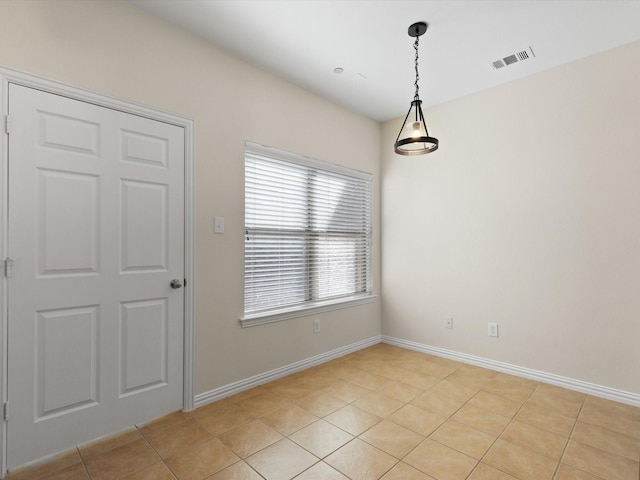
[491,47,535,70]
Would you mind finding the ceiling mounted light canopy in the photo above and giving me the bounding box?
[394,21,439,156]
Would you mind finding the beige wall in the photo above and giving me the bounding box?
[381,40,640,395]
[0,0,381,395]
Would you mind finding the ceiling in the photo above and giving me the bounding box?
[128,0,640,122]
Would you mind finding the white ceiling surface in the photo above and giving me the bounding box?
[129,0,640,122]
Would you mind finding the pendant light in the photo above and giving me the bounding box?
[394,21,439,155]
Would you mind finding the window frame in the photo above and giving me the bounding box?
[241,142,375,327]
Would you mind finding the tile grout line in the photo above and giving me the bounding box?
[414,368,499,479]
[134,423,183,480]
[548,399,583,480]
[289,359,400,478]
[78,446,96,480]
[77,444,101,480]
[465,379,540,479]
[345,353,457,477]
[80,458,93,480]
[548,397,640,480]
[332,362,470,478]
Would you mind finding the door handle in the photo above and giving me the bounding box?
[170,279,183,289]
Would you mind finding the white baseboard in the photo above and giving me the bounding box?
[382,335,640,408]
[194,333,640,410]
[194,335,382,408]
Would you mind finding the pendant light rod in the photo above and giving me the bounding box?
[411,24,424,101]
[394,21,439,156]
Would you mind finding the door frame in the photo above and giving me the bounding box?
[0,66,196,476]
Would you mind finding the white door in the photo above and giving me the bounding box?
[6,84,185,469]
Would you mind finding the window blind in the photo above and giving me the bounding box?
[244,142,373,320]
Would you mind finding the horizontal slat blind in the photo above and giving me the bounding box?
[245,143,372,315]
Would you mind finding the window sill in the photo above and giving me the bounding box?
[240,294,377,328]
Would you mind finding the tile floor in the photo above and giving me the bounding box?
[7,343,640,480]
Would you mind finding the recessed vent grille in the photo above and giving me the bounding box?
[492,47,535,70]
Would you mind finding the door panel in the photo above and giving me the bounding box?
[121,179,168,271]
[7,84,185,469]
[120,298,168,396]
[37,169,100,276]
[39,110,100,156]
[121,129,168,168]
[35,305,99,419]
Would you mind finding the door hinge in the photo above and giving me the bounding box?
[3,257,15,278]
[3,402,8,421]
[4,115,10,134]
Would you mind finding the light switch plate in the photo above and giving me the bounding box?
[488,323,499,337]
[214,216,225,234]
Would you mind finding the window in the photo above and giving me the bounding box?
[242,142,373,326]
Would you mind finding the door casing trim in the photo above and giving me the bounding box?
[0,66,196,477]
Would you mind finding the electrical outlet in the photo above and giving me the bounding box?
[313,319,320,334]
[445,318,453,329]
[488,323,499,338]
